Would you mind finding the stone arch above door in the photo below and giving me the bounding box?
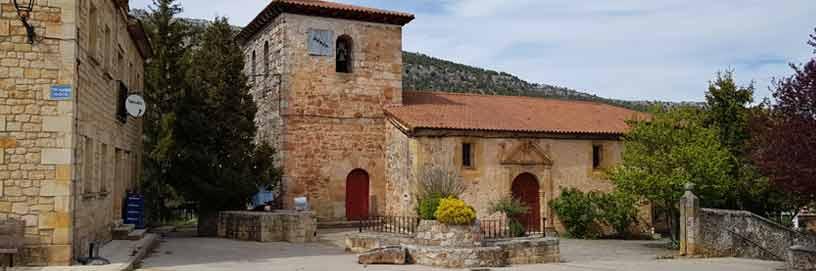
[500,140,553,166]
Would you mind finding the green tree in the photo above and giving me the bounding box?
[140,0,195,225]
[611,107,731,241]
[703,71,798,219]
[168,18,280,236]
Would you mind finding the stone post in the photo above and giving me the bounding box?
[679,183,700,256]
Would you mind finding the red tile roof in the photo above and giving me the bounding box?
[236,0,414,45]
[385,91,649,135]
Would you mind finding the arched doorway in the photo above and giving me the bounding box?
[345,169,369,220]
[511,173,540,231]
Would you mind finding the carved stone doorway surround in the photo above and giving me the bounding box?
[500,140,554,233]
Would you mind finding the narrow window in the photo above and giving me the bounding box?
[592,145,603,169]
[263,41,269,77]
[251,50,256,80]
[336,35,353,73]
[116,81,128,123]
[89,4,98,56]
[83,137,94,194]
[104,26,111,67]
[462,143,473,168]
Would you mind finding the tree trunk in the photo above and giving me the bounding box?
[197,210,219,237]
[665,201,678,243]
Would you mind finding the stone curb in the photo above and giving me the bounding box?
[9,233,160,271]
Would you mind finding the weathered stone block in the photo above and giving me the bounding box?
[40,148,70,164]
[788,245,816,271]
[41,116,71,132]
[358,246,406,265]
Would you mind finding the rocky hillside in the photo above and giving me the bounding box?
[403,52,694,111]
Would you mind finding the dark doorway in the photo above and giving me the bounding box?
[345,169,369,220]
[511,173,541,231]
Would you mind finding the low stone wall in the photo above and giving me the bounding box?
[345,231,560,267]
[414,220,480,247]
[680,186,816,265]
[345,232,413,253]
[487,237,560,265]
[694,208,816,260]
[217,211,317,243]
[405,244,508,268]
[788,246,816,271]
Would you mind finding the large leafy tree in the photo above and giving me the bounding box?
[611,107,732,240]
[169,18,280,236]
[703,72,793,217]
[752,29,816,202]
[140,0,195,224]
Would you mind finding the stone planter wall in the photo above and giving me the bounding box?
[345,219,560,268]
[405,244,507,268]
[217,210,317,243]
[414,220,480,247]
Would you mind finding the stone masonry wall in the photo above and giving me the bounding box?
[383,132,652,234]
[1,0,75,265]
[217,211,317,243]
[1,0,145,266]
[273,14,402,220]
[72,0,145,262]
[695,208,816,261]
[243,15,286,155]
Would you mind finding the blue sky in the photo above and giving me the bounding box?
[130,0,816,102]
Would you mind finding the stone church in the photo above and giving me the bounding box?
[237,0,649,232]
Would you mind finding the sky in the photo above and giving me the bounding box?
[130,0,816,102]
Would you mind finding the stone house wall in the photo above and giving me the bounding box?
[383,130,653,233]
[0,0,145,265]
[72,0,144,262]
[245,13,404,220]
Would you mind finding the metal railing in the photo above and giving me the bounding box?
[357,216,421,235]
[480,217,546,240]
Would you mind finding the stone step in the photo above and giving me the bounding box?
[127,229,147,241]
[112,224,136,240]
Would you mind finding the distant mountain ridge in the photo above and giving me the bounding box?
[132,10,696,111]
[402,52,699,111]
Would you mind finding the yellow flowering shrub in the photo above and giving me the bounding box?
[434,197,476,225]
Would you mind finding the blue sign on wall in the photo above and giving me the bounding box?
[50,85,72,100]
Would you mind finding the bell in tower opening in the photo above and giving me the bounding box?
[336,35,353,73]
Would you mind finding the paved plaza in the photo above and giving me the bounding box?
[134,230,786,271]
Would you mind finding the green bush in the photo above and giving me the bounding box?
[417,194,442,220]
[489,196,530,237]
[550,188,601,238]
[551,188,640,239]
[596,192,640,238]
[435,197,476,225]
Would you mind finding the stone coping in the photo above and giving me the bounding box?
[219,210,314,216]
[789,245,816,253]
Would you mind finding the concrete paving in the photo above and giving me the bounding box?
[136,231,786,271]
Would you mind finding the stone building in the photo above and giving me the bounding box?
[0,0,151,266]
[238,0,648,233]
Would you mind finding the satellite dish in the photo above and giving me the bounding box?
[125,95,146,118]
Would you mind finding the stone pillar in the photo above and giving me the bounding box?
[679,183,699,256]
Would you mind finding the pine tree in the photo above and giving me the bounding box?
[170,18,280,236]
[140,0,194,224]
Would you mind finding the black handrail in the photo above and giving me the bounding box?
[357,216,421,235]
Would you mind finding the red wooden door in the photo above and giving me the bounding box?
[345,169,369,220]
[511,173,541,231]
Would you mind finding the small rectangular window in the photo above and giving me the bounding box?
[592,145,603,169]
[116,81,128,123]
[462,143,473,168]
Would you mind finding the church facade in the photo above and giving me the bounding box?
[237,0,649,233]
